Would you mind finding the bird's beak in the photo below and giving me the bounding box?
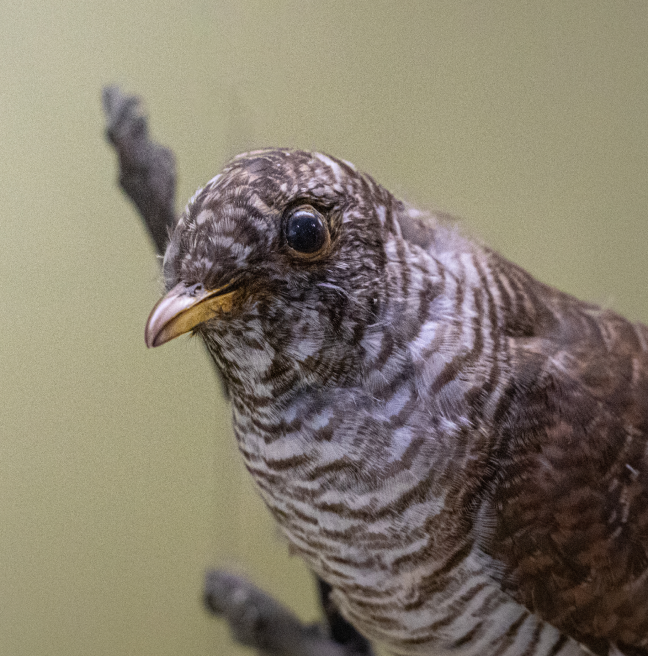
[145,281,237,348]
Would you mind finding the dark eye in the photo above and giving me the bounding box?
[285,206,329,255]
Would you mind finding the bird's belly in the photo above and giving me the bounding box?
[281,522,586,656]
[234,406,586,655]
[242,449,587,655]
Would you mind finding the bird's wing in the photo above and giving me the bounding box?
[488,300,648,652]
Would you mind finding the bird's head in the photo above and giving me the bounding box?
[145,149,405,392]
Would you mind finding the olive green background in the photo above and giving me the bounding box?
[1,2,647,655]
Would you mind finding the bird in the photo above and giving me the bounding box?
[144,148,648,656]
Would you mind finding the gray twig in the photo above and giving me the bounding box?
[102,85,176,255]
[205,570,357,656]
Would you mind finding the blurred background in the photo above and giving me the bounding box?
[1,2,647,655]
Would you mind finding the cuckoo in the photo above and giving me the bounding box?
[144,149,648,656]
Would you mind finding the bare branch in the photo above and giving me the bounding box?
[102,85,176,255]
[205,570,360,656]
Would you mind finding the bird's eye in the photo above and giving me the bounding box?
[284,206,329,256]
